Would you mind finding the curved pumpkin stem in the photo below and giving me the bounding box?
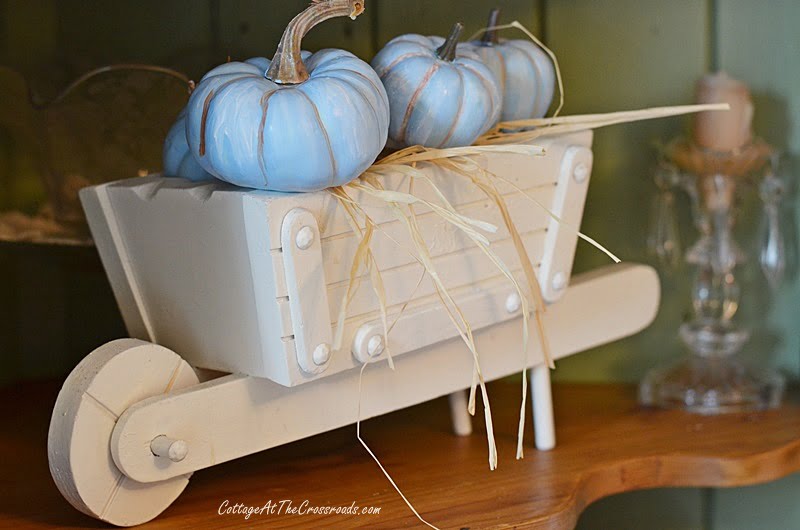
[436,22,464,62]
[267,0,365,85]
[481,8,502,45]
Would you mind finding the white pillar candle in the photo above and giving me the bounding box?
[694,72,753,151]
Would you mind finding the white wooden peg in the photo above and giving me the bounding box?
[150,436,189,463]
[448,390,473,436]
[531,364,556,450]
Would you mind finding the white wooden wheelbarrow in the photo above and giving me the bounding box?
[47,130,659,526]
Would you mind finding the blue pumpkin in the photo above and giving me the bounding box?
[184,0,389,192]
[465,9,556,121]
[371,23,501,149]
[163,109,213,182]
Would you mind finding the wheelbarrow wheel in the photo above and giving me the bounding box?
[48,339,199,526]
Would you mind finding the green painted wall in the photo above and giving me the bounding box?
[546,0,711,385]
[708,1,800,528]
[0,1,798,528]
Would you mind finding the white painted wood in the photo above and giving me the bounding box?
[448,391,473,437]
[265,182,556,306]
[79,188,151,341]
[47,339,199,526]
[346,271,533,365]
[531,364,556,451]
[539,145,594,303]
[59,127,655,525]
[110,263,659,483]
[150,436,189,463]
[81,132,592,386]
[281,208,333,375]
[82,179,289,381]
[275,231,546,339]
[261,134,580,250]
[309,188,554,289]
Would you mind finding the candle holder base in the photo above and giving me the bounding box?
[679,319,749,357]
[639,355,784,414]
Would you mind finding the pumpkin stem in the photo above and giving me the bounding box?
[436,22,464,62]
[267,0,365,85]
[481,8,501,45]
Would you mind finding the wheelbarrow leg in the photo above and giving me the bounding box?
[448,390,472,436]
[531,364,556,450]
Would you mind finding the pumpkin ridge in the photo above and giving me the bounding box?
[317,67,385,111]
[503,39,538,53]
[459,63,498,131]
[307,51,358,70]
[257,90,279,187]
[308,77,383,179]
[338,69,384,104]
[438,68,466,148]
[509,43,542,116]
[317,75,382,135]
[390,36,427,43]
[508,40,555,117]
[398,63,439,144]
[198,90,215,157]
[495,47,507,95]
[198,76,259,158]
[384,35,432,48]
[374,51,429,79]
[297,91,338,182]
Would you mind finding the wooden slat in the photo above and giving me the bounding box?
[253,137,567,252]
[276,229,546,338]
[329,230,545,323]
[271,186,555,298]
[279,267,533,361]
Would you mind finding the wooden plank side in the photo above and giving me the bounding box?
[250,136,567,253]
[105,181,272,378]
[270,186,555,298]
[276,230,546,338]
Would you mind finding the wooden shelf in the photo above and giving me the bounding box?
[3,380,800,529]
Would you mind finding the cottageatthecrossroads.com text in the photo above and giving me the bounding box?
[218,499,382,519]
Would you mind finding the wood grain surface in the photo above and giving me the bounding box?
[2,379,799,529]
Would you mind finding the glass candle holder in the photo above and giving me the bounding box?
[640,139,785,414]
